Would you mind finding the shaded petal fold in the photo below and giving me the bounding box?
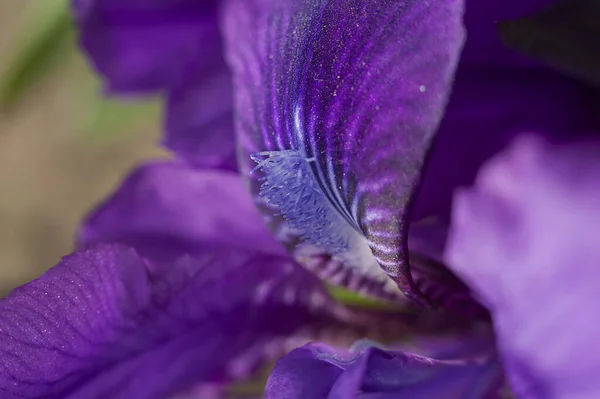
[72,0,238,169]
[266,340,502,398]
[412,0,600,222]
[446,135,600,398]
[164,68,237,170]
[0,245,366,399]
[72,0,237,170]
[223,0,466,299]
[78,162,286,262]
[497,0,600,88]
[72,0,223,94]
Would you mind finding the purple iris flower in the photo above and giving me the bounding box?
[445,135,600,399]
[1,0,599,398]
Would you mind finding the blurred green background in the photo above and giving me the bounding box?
[0,1,168,295]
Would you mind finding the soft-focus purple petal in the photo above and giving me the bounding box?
[223,0,465,301]
[72,0,238,170]
[408,219,449,266]
[266,341,502,398]
[412,0,600,222]
[164,67,237,170]
[446,135,600,398]
[79,162,286,262]
[397,325,498,362]
[72,0,222,94]
[266,345,345,398]
[0,245,364,399]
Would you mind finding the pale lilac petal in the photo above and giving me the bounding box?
[0,245,361,399]
[222,0,465,301]
[79,162,286,262]
[446,136,600,398]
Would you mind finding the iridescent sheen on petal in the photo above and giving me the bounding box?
[223,0,465,300]
[0,245,363,399]
[266,341,502,398]
[446,136,600,398]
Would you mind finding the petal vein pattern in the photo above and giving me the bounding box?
[224,0,465,298]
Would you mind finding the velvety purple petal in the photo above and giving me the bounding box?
[446,136,600,398]
[398,326,498,362]
[163,66,237,170]
[0,245,367,399]
[72,0,238,169]
[405,219,487,317]
[222,0,465,302]
[408,218,449,265]
[265,345,345,398]
[78,162,286,262]
[72,0,223,94]
[412,0,600,222]
[266,341,502,398]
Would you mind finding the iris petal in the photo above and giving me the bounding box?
[164,68,237,170]
[78,162,287,262]
[72,0,237,169]
[266,340,502,398]
[223,0,465,299]
[0,245,372,399]
[412,0,600,222]
[73,0,222,94]
[446,135,600,398]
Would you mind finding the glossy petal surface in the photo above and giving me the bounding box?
[223,0,465,298]
[446,136,600,398]
[266,341,501,398]
[79,162,286,262]
[0,245,361,399]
